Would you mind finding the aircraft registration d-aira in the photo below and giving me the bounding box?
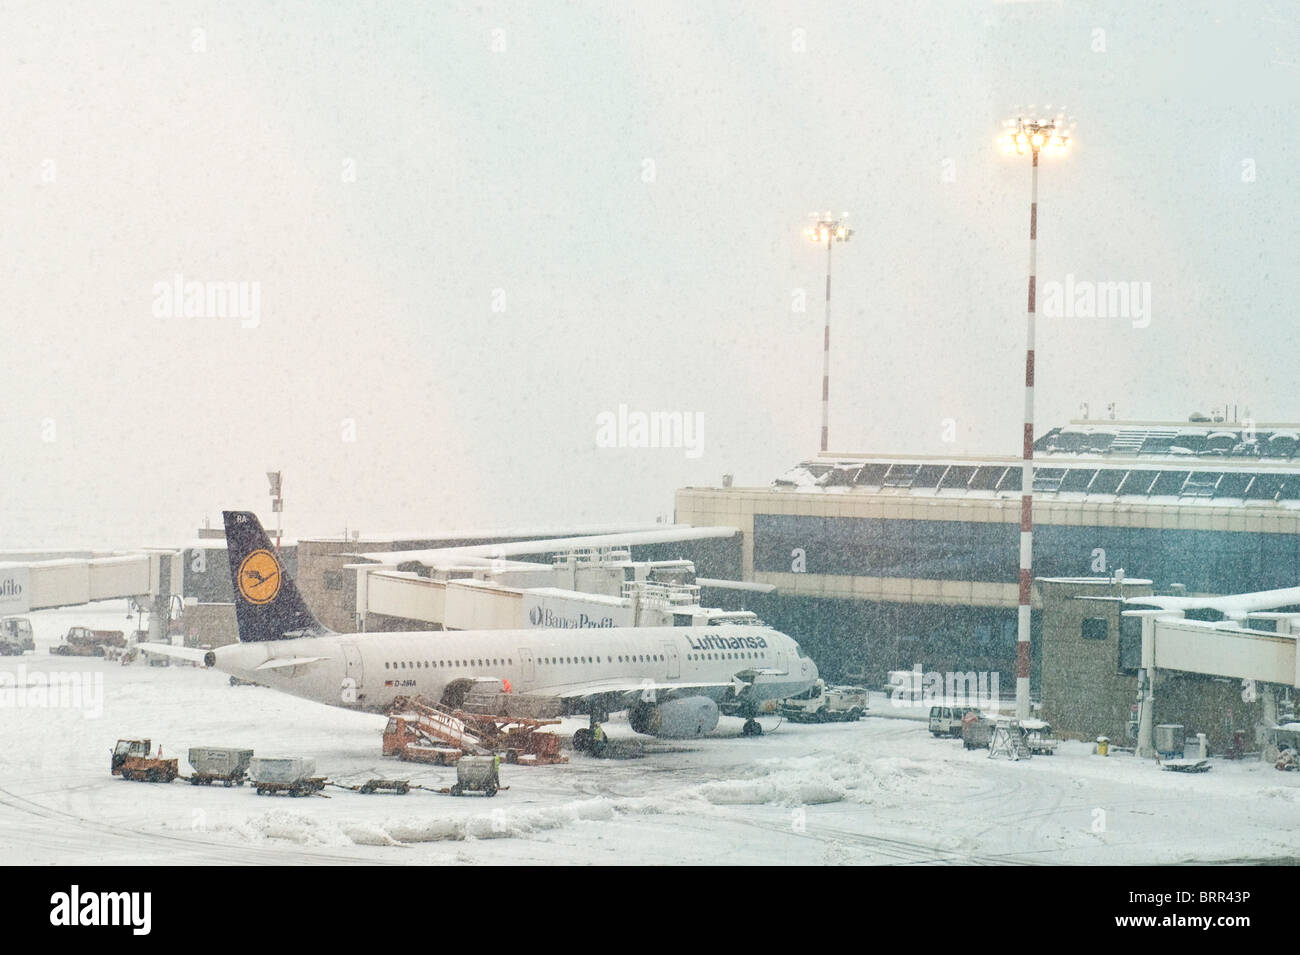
[149,511,818,741]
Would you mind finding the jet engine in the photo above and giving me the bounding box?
[628,696,719,738]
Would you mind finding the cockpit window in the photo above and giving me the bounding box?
[794,643,809,658]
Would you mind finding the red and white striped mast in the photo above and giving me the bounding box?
[1000,115,1071,719]
[804,212,853,452]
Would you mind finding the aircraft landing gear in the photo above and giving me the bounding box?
[742,718,763,737]
[574,713,609,756]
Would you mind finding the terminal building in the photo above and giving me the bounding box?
[675,418,1300,690]
[171,416,1300,731]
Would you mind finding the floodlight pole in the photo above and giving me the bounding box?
[1017,149,1039,720]
[804,214,852,453]
[1000,116,1070,720]
[821,231,833,452]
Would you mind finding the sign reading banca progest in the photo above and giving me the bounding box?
[521,592,633,629]
[0,567,31,614]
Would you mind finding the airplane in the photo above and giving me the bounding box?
[143,511,818,744]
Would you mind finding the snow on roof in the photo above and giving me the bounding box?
[1125,586,1300,618]
[522,587,627,607]
[359,526,740,566]
[300,523,666,545]
[696,578,778,594]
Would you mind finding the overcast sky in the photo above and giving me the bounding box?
[2,0,1298,548]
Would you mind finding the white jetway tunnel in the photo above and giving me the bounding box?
[355,569,635,631]
[353,566,762,632]
[0,551,183,642]
[350,524,750,632]
[1127,609,1300,757]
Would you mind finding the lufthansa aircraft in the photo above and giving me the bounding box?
[146,511,818,742]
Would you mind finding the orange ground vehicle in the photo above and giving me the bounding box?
[54,627,126,657]
[110,739,178,782]
[383,695,567,766]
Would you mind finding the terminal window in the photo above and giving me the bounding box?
[1081,617,1108,641]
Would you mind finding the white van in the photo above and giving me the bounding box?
[928,705,976,738]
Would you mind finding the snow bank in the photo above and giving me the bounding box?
[214,752,940,848]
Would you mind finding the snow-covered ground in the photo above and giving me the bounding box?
[4,601,1300,865]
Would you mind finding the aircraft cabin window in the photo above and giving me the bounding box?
[384,662,390,669]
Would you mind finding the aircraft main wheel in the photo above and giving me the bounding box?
[573,728,593,753]
[742,719,762,737]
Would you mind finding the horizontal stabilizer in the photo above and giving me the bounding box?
[254,655,329,671]
[137,643,211,666]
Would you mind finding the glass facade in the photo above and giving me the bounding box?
[700,586,1037,690]
[755,513,1300,593]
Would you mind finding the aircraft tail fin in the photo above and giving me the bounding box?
[222,510,330,641]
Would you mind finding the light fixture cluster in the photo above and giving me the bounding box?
[803,212,853,244]
[1000,117,1073,156]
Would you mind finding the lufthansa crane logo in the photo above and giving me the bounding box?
[237,549,281,605]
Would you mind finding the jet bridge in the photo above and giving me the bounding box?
[0,551,183,642]
[1126,602,1300,757]
[349,525,748,631]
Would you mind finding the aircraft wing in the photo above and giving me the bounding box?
[137,643,211,666]
[550,677,748,706]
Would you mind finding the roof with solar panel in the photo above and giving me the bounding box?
[773,418,1300,505]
